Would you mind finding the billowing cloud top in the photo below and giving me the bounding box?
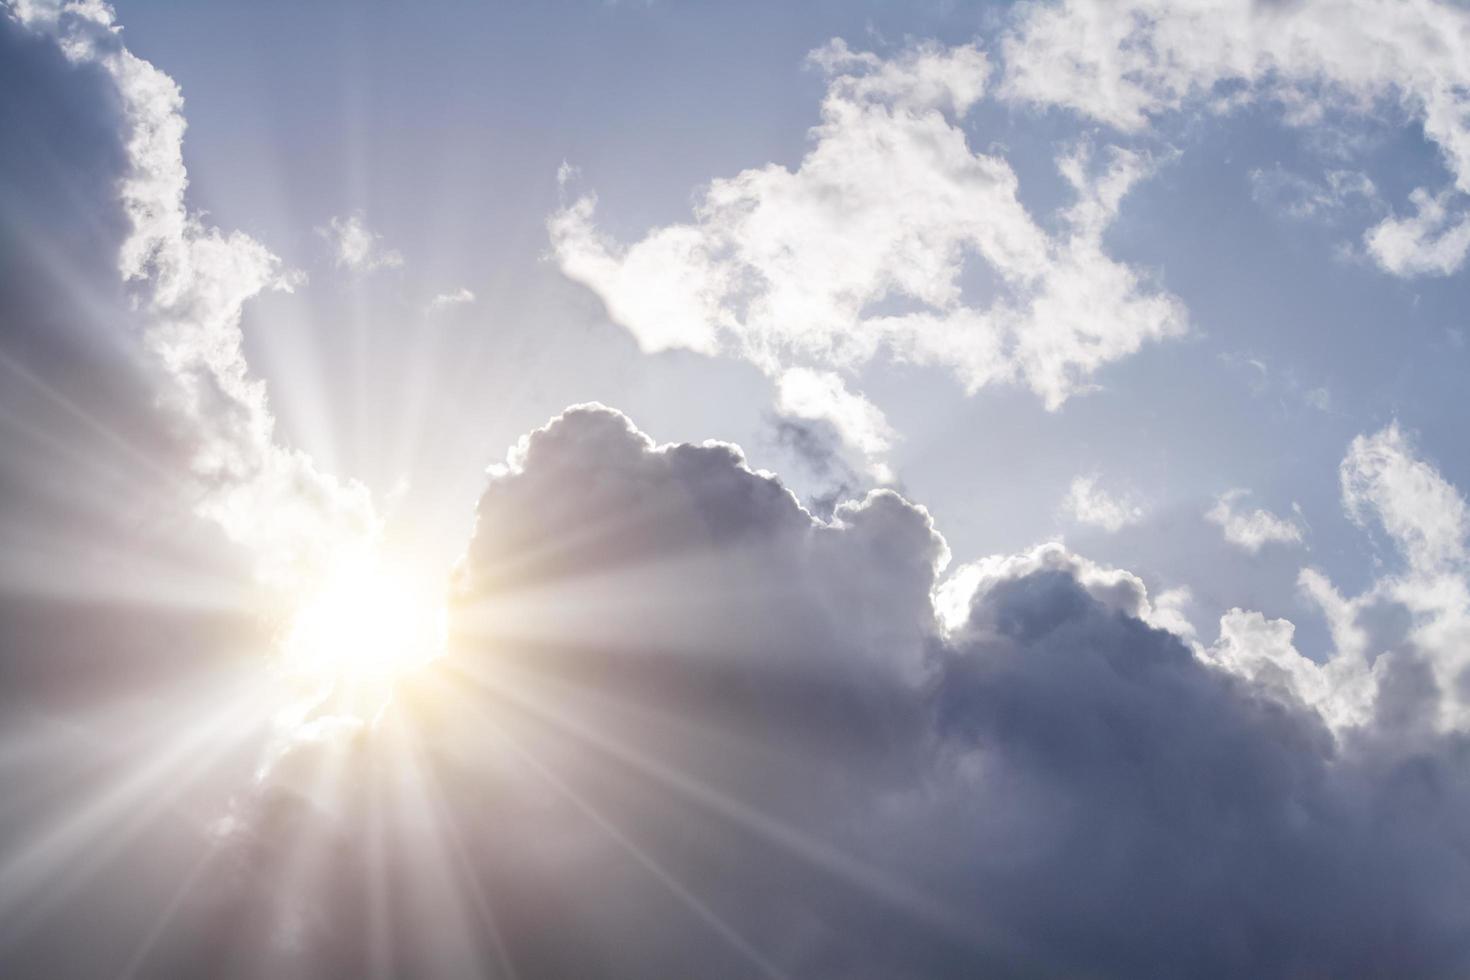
[153,405,1470,979]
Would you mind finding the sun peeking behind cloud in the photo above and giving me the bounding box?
[9,3,432,736]
[17,2,1470,977]
[277,548,447,727]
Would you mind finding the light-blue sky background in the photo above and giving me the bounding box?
[111,0,1470,658]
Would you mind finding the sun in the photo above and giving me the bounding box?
[278,549,449,724]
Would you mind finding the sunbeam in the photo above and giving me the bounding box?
[14,0,1470,976]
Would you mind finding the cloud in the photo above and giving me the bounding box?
[774,368,894,480]
[1249,165,1380,222]
[316,212,404,274]
[144,405,1470,979]
[1204,424,1470,734]
[17,4,1470,976]
[1342,423,1467,575]
[8,2,379,594]
[1062,474,1144,532]
[1206,488,1306,553]
[769,415,867,519]
[550,38,1186,463]
[1364,187,1470,277]
[425,287,476,313]
[1001,0,1470,276]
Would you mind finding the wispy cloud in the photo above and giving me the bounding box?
[317,212,404,274]
[1207,489,1305,553]
[13,1,379,594]
[1063,475,1144,532]
[424,287,475,313]
[1002,0,1470,277]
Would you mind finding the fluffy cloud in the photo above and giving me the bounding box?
[317,212,404,274]
[774,368,894,479]
[1001,0,1470,276]
[1366,188,1470,277]
[11,2,378,592]
[1342,423,1468,574]
[17,4,1470,977]
[1206,489,1306,553]
[152,407,1470,978]
[1062,474,1144,532]
[1201,424,1470,735]
[550,39,1186,462]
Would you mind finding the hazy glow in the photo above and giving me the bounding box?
[279,550,448,723]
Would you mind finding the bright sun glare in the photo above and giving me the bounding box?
[279,551,448,724]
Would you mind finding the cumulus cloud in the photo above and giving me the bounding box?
[147,405,1470,979]
[1001,0,1470,276]
[425,286,475,313]
[1206,488,1305,553]
[550,38,1186,463]
[1201,424,1470,735]
[1062,474,1143,532]
[19,4,1470,977]
[317,212,404,274]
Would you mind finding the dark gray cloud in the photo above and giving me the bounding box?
[0,14,264,977]
[138,405,1470,980]
[0,6,208,592]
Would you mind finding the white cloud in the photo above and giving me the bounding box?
[1206,425,1470,734]
[550,39,1186,463]
[425,287,475,313]
[1062,474,1144,532]
[1206,489,1305,553]
[1364,188,1470,277]
[1204,606,1376,731]
[1001,0,1470,276]
[317,212,404,273]
[1342,422,1467,575]
[775,368,893,480]
[13,3,378,590]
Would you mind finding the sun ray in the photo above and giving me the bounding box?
[468,705,790,980]
[379,709,520,980]
[114,831,228,980]
[0,669,274,947]
[442,654,1004,951]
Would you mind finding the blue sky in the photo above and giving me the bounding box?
[10,1,1470,975]
[105,0,1470,653]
